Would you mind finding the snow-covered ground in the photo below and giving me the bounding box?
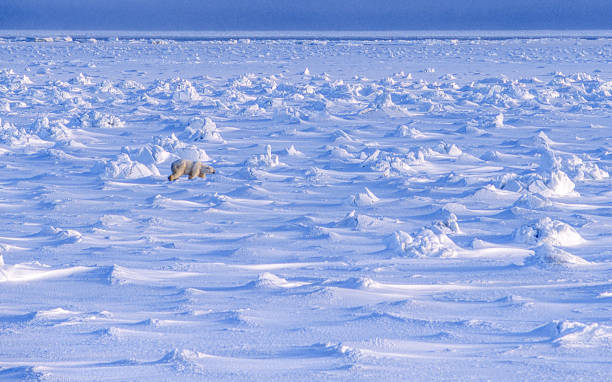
[1,32,611,381]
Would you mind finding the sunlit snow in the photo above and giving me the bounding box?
[0,31,611,381]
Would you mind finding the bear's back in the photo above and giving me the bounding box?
[171,159,194,172]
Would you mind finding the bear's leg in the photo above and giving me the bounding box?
[169,168,184,181]
[169,162,188,181]
[189,163,201,180]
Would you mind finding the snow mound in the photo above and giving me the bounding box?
[0,261,91,283]
[250,272,301,289]
[98,214,132,228]
[431,209,461,234]
[253,272,287,289]
[71,72,95,86]
[284,144,304,156]
[496,169,578,199]
[330,277,381,290]
[158,349,206,373]
[394,124,426,138]
[496,173,524,192]
[480,150,504,162]
[310,342,362,362]
[564,155,609,181]
[385,230,414,254]
[335,210,386,231]
[77,110,125,128]
[525,244,590,266]
[387,227,459,258]
[544,170,578,197]
[153,134,210,162]
[533,320,612,348]
[328,145,356,162]
[0,118,51,150]
[538,146,560,170]
[121,144,174,166]
[360,149,426,176]
[330,129,356,143]
[469,184,519,204]
[514,217,585,247]
[105,153,160,179]
[512,194,553,209]
[98,80,125,98]
[182,117,225,143]
[439,142,463,156]
[37,226,83,245]
[492,113,504,128]
[170,78,201,102]
[272,104,303,124]
[247,145,282,168]
[0,68,33,92]
[33,307,80,321]
[29,117,74,142]
[351,187,380,207]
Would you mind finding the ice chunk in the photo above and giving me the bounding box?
[284,144,304,156]
[121,144,173,166]
[153,134,210,162]
[514,217,585,247]
[351,188,379,207]
[182,116,225,143]
[532,320,612,348]
[77,111,125,128]
[171,79,201,102]
[493,113,504,128]
[105,153,160,179]
[387,227,459,258]
[247,145,281,168]
[546,170,577,197]
[525,244,590,266]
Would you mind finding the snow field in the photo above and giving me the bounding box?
[0,34,611,381]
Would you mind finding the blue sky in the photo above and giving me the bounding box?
[0,0,610,30]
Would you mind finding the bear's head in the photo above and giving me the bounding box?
[200,165,215,175]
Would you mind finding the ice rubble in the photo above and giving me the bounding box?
[387,210,461,258]
[106,132,213,179]
[386,228,459,258]
[524,244,590,266]
[284,144,304,157]
[532,320,612,348]
[30,117,74,142]
[148,78,202,103]
[394,124,426,138]
[105,153,161,179]
[247,145,282,168]
[182,116,225,143]
[76,110,125,128]
[514,217,585,247]
[153,134,211,162]
[2,38,612,381]
[121,144,173,166]
[351,187,380,207]
[0,118,51,151]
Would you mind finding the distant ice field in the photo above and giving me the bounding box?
[0,32,611,381]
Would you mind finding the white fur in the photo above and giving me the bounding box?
[168,159,215,181]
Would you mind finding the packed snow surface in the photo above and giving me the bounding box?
[0,32,611,381]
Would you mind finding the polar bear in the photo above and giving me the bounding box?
[168,159,215,181]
